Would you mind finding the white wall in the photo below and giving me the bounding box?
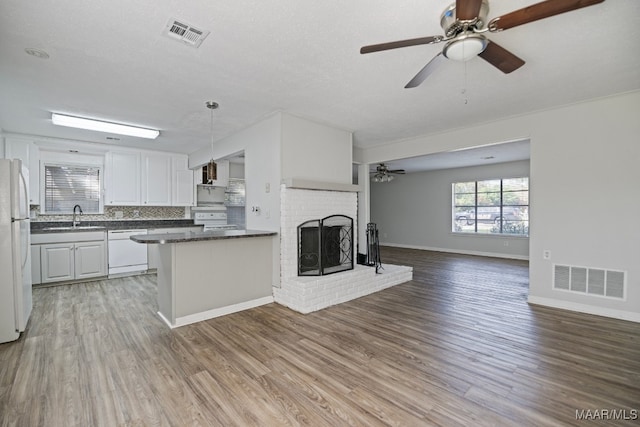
[281,113,352,184]
[371,160,530,259]
[228,162,245,179]
[190,113,282,233]
[528,92,640,321]
[189,113,283,286]
[358,90,640,322]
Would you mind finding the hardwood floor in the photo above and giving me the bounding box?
[1,247,639,426]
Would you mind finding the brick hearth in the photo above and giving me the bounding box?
[274,185,412,313]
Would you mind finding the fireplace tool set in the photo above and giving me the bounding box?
[366,223,383,273]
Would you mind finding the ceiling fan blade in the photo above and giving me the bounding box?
[388,169,406,174]
[489,0,605,31]
[360,36,442,54]
[405,53,446,88]
[478,41,525,74]
[456,0,484,20]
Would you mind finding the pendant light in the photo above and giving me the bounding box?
[205,101,219,183]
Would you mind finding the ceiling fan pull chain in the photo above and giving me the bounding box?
[462,59,469,105]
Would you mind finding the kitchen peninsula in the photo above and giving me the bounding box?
[132,229,277,328]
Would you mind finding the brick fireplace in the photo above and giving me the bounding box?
[274,183,412,314]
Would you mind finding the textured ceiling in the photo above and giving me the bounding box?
[0,0,639,157]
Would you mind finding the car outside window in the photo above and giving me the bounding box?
[452,177,529,236]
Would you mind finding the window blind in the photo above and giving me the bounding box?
[44,164,101,213]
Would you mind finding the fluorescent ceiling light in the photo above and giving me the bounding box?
[51,113,160,139]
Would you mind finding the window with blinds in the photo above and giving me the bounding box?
[44,164,102,214]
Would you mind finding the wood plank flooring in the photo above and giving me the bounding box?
[1,247,639,426]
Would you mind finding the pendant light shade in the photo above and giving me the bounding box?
[206,160,217,182]
[205,101,219,183]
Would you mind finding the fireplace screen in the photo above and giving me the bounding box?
[298,215,353,276]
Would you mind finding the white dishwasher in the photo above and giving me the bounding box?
[108,229,148,275]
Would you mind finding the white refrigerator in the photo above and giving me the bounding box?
[0,159,32,343]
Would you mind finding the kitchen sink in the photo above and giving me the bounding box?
[42,225,106,231]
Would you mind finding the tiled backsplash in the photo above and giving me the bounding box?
[226,206,246,228]
[31,205,187,222]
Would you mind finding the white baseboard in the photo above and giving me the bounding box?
[528,296,640,323]
[167,296,275,328]
[157,311,173,329]
[380,242,529,261]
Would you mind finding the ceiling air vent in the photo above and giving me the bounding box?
[162,19,210,48]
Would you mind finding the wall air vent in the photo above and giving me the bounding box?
[554,264,626,300]
[162,19,210,48]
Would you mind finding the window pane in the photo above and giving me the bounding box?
[502,219,529,235]
[477,179,500,192]
[454,181,475,194]
[454,193,475,206]
[503,177,528,192]
[44,164,101,214]
[477,192,500,206]
[503,190,529,206]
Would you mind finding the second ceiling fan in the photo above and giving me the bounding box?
[371,163,405,182]
[360,0,605,88]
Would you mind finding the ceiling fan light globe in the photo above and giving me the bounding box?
[443,34,487,61]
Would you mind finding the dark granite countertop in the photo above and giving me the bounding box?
[31,219,198,234]
[131,229,277,244]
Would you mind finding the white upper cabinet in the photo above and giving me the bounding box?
[5,137,40,205]
[106,150,193,207]
[105,151,141,205]
[172,155,195,206]
[141,153,172,206]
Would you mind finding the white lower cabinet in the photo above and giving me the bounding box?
[41,243,75,283]
[31,245,41,285]
[32,231,107,284]
[75,241,107,280]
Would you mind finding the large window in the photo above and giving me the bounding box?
[43,164,102,214]
[452,177,529,236]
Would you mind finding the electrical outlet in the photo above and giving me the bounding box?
[503,241,509,247]
[543,250,551,260]
[133,210,140,218]
[265,182,270,193]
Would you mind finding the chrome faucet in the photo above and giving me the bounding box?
[72,204,83,228]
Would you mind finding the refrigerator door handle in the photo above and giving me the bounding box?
[11,170,30,222]
[18,169,30,269]
[20,168,29,218]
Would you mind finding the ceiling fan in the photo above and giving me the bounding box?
[371,163,406,182]
[360,0,605,88]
